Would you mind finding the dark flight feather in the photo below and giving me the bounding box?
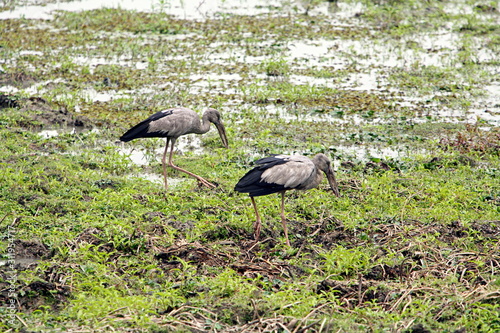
[234,156,290,197]
[120,110,174,142]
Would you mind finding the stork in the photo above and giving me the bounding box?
[234,153,340,246]
[120,107,228,190]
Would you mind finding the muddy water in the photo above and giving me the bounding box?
[4,0,497,126]
[4,0,499,185]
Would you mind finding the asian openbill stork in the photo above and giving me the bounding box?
[234,153,340,246]
[120,107,228,190]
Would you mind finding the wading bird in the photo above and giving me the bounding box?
[234,153,340,246]
[120,107,228,190]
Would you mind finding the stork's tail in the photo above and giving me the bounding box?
[234,168,286,197]
[120,121,150,142]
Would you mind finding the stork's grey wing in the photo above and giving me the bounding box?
[235,155,316,196]
[234,155,290,196]
[253,154,287,166]
[261,156,315,189]
[120,109,177,141]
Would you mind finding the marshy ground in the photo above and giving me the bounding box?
[0,0,499,332]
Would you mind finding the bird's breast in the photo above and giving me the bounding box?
[296,171,322,190]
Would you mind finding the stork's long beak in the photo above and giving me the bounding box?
[215,122,229,148]
[326,167,340,197]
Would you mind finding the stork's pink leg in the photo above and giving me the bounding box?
[166,138,216,189]
[251,197,261,241]
[280,192,290,246]
[161,138,170,190]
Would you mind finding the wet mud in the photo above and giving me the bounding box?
[1,95,92,129]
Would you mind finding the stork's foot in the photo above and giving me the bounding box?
[197,178,217,189]
[193,175,216,189]
[169,163,217,189]
[253,222,261,242]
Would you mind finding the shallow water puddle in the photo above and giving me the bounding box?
[119,134,205,165]
[37,126,94,138]
[38,128,71,139]
[336,144,428,163]
[78,87,153,103]
[260,104,399,126]
[116,145,190,187]
[476,84,500,126]
[128,171,186,188]
[72,55,149,72]
[188,73,243,96]
[0,0,286,20]
[0,78,67,95]
[288,33,460,68]
[117,146,153,166]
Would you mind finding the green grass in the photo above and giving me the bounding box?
[259,57,291,77]
[1,115,499,332]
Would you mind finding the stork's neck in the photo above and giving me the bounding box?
[310,169,323,189]
[193,114,212,134]
[298,167,323,190]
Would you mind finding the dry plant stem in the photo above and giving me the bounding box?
[291,302,335,333]
[247,237,272,252]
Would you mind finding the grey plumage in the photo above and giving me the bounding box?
[120,107,228,190]
[235,153,340,246]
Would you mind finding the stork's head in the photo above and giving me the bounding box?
[313,153,340,197]
[205,108,229,148]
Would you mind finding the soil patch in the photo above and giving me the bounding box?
[12,239,53,260]
[0,71,38,89]
[1,93,93,129]
[0,239,69,312]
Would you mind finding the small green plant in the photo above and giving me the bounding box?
[321,245,372,277]
[260,57,290,77]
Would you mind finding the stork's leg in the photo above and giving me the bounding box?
[166,138,216,189]
[280,191,290,246]
[161,138,171,190]
[250,196,261,241]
